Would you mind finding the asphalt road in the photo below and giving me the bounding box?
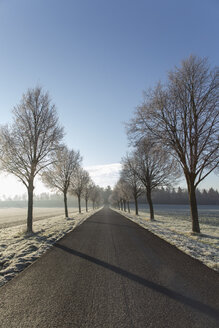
[0,207,219,327]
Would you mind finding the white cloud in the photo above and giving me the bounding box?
[85,163,122,188]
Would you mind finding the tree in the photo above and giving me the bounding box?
[112,183,124,210]
[129,55,219,232]
[70,167,89,213]
[0,87,64,233]
[110,186,122,209]
[42,146,81,218]
[113,179,131,212]
[90,185,101,209]
[118,179,132,213]
[102,186,112,206]
[133,138,179,220]
[121,154,143,215]
[82,174,93,212]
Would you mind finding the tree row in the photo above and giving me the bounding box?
[0,87,101,234]
[111,55,219,233]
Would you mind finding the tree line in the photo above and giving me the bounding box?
[0,87,102,234]
[0,192,103,209]
[111,187,219,207]
[111,55,219,233]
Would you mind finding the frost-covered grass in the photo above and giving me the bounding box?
[0,208,100,287]
[113,208,219,272]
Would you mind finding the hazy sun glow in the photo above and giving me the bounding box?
[0,163,122,199]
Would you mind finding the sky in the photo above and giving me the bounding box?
[0,0,218,197]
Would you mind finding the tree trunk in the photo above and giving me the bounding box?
[92,201,95,210]
[127,201,130,213]
[85,198,88,212]
[124,200,127,212]
[146,188,154,220]
[64,191,68,218]
[27,179,34,233]
[188,181,200,233]
[78,195,81,213]
[134,194,138,215]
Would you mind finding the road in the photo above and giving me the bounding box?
[0,207,218,327]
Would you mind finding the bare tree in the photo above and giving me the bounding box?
[113,180,130,212]
[110,186,122,210]
[102,186,112,206]
[129,55,219,232]
[121,154,143,215]
[118,178,132,213]
[112,182,122,210]
[42,146,81,218]
[82,173,93,212]
[70,167,89,213]
[133,138,179,220]
[0,87,64,233]
[90,185,101,209]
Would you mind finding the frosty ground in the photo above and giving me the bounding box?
[113,208,219,272]
[0,208,100,287]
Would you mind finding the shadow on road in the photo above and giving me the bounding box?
[54,242,219,321]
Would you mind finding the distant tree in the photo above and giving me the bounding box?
[38,192,50,201]
[119,179,132,213]
[135,186,219,205]
[133,138,179,220]
[82,173,93,212]
[201,189,208,205]
[113,179,132,212]
[207,188,219,205]
[102,186,112,206]
[90,185,101,209]
[70,168,89,213]
[0,87,64,233]
[114,183,124,210]
[42,146,81,218]
[110,186,122,209]
[128,55,219,232]
[121,154,143,215]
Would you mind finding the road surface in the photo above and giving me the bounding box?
[0,207,218,327]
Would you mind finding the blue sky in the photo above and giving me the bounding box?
[0,0,218,193]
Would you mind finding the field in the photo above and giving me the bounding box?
[0,207,82,229]
[132,204,219,226]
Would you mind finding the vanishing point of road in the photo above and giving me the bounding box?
[0,208,219,327]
